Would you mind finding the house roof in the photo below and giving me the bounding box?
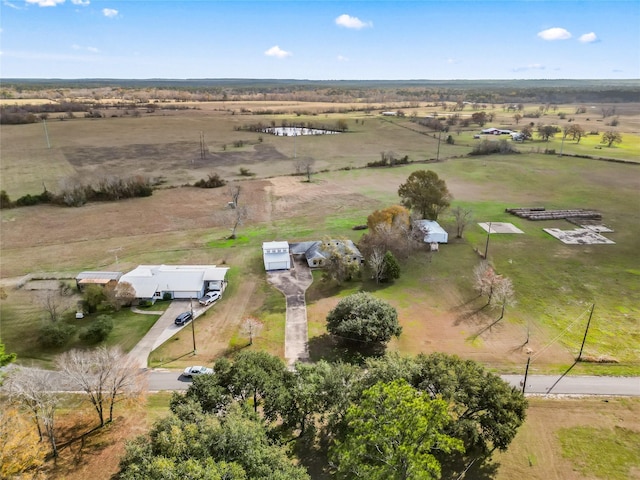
[119,265,228,298]
[289,240,363,262]
[76,271,122,281]
[414,220,447,235]
[262,241,289,251]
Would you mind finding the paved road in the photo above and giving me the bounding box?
[146,370,640,396]
[267,258,313,366]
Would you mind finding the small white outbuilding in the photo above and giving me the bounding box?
[262,241,291,271]
[414,220,449,244]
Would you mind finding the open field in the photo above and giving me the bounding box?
[1,97,639,374]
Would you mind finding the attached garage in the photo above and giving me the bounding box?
[263,241,291,271]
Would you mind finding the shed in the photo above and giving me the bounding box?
[262,241,291,271]
[75,271,122,291]
[414,220,449,243]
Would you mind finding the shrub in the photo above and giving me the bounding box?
[138,299,153,308]
[39,323,76,348]
[162,292,172,301]
[194,173,226,188]
[79,315,114,343]
[0,190,13,209]
[469,139,518,156]
[239,167,255,177]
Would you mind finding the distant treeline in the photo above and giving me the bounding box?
[2,78,639,105]
[0,175,154,209]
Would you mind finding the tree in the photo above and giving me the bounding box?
[329,379,463,480]
[398,170,452,220]
[41,292,62,323]
[471,111,488,127]
[513,113,522,125]
[412,353,527,456]
[57,346,146,427]
[80,314,114,343]
[105,281,136,311]
[240,317,263,346]
[83,284,106,313]
[382,251,401,281]
[0,342,16,368]
[566,123,585,143]
[601,130,622,147]
[0,407,47,478]
[326,292,401,345]
[520,124,533,140]
[295,158,315,182]
[450,206,473,239]
[321,238,361,285]
[117,405,310,480]
[367,205,410,231]
[367,249,401,284]
[6,368,61,457]
[537,124,558,142]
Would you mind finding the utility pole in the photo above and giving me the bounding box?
[522,356,531,394]
[577,304,595,361]
[435,129,442,162]
[190,298,197,354]
[484,222,492,259]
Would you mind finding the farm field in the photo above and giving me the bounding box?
[1,89,639,480]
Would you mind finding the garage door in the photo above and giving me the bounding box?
[268,262,289,270]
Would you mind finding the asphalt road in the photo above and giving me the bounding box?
[147,370,640,396]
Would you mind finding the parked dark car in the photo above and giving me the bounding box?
[175,311,193,326]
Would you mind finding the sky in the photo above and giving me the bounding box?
[1,0,639,80]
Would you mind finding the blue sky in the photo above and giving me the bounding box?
[1,0,638,79]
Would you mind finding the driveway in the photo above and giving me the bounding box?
[267,258,313,366]
[127,299,209,368]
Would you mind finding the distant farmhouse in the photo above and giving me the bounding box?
[481,127,513,135]
[118,265,229,303]
[289,239,364,268]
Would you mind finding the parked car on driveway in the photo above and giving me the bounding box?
[199,291,221,306]
[182,366,213,378]
[174,311,193,326]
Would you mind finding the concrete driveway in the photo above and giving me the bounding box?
[127,299,209,368]
[267,258,313,366]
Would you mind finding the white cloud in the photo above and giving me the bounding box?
[71,0,90,4]
[72,44,99,52]
[512,63,546,72]
[579,32,598,43]
[3,2,23,10]
[25,0,64,6]
[264,45,292,59]
[102,8,118,18]
[537,27,572,41]
[337,55,349,62]
[335,14,372,30]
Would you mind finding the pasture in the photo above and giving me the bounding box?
[1,99,639,375]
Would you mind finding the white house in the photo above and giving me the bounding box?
[414,220,449,244]
[262,241,291,271]
[119,265,229,302]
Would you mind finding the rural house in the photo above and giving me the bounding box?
[289,240,365,268]
[118,265,229,303]
[414,220,449,244]
[262,241,291,271]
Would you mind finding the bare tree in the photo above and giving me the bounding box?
[367,247,386,284]
[229,205,248,239]
[492,276,516,319]
[450,206,473,239]
[473,261,498,305]
[41,293,61,323]
[5,368,61,457]
[57,347,146,427]
[104,281,136,311]
[241,317,264,345]
[295,158,315,182]
[228,184,241,209]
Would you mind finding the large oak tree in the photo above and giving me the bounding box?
[397,170,452,220]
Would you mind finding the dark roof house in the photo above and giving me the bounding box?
[289,239,364,268]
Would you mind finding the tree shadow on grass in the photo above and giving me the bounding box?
[439,451,501,480]
[308,334,386,365]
